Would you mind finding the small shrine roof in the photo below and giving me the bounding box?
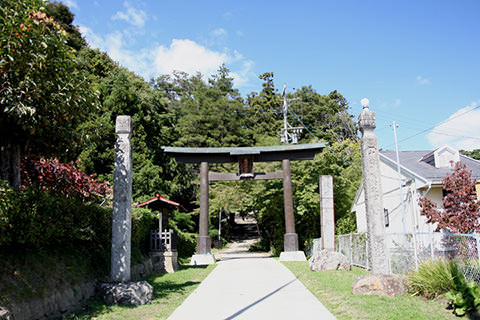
[136,194,184,210]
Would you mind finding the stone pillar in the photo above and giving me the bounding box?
[358,103,389,275]
[111,115,133,282]
[320,175,335,251]
[280,159,306,261]
[190,161,215,265]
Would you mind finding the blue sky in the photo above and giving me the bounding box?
[65,0,480,151]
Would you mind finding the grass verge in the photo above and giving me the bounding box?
[67,264,215,320]
[283,261,457,320]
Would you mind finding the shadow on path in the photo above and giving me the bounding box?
[223,279,296,320]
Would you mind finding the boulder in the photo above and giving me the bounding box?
[308,249,351,271]
[352,275,406,297]
[98,281,153,306]
[0,307,12,320]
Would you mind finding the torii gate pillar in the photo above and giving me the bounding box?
[279,159,306,261]
[190,161,216,265]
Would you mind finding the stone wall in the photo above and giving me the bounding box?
[1,256,159,320]
[3,280,96,320]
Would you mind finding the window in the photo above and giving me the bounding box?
[384,208,389,227]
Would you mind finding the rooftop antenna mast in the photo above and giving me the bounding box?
[280,83,303,144]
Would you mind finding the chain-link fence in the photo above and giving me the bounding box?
[335,232,480,281]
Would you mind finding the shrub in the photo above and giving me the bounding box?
[21,157,111,201]
[407,258,457,299]
[0,181,112,249]
[131,207,156,255]
[446,263,480,316]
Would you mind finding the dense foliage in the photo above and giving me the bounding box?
[419,162,480,233]
[0,0,96,187]
[21,157,110,200]
[0,0,363,259]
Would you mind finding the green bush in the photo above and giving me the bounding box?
[407,258,457,299]
[175,228,197,258]
[0,182,111,249]
[131,207,156,255]
[445,262,480,316]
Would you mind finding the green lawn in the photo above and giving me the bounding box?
[283,262,457,320]
[67,264,215,320]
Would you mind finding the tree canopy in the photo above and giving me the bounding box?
[1,0,363,254]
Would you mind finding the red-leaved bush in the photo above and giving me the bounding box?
[419,162,480,233]
[20,158,111,200]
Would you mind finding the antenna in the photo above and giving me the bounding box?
[280,83,303,144]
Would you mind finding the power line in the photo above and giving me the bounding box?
[287,106,362,170]
[384,104,480,148]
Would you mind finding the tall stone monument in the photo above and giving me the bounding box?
[100,116,153,306]
[358,99,389,275]
[319,175,335,251]
[111,115,133,282]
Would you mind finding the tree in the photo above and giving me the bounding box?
[461,149,480,161]
[44,1,87,51]
[0,0,96,187]
[419,162,480,233]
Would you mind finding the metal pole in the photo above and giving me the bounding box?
[282,83,288,143]
[392,121,407,235]
[218,208,222,241]
[476,236,480,266]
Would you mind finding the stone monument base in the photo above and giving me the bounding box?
[150,251,178,273]
[98,281,153,306]
[279,251,307,261]
[190,253,216,265]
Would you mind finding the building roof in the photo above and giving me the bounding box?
[136,194,185,211]
[380,149,480,185]
[161,142,326,163]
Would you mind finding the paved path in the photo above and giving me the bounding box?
[168,240,336,320]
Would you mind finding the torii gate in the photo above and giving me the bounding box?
[162,143,326,265]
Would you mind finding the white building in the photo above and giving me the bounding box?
[352,145,480,234]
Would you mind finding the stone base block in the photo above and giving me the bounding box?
[213,239,223,249]
[98,281,153,306]
[0,307,12,320]
[190,253,216,266]
[150,251,178,273]
[279,251,307,261]
[284,233,299,252]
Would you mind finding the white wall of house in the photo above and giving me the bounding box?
[353,160,439,234]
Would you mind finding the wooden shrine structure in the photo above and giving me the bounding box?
[161,142,326,265]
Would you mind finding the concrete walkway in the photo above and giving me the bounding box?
[168,240,336,320]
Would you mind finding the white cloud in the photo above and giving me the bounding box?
[63,0,78,9]
[416,75,431,85]
[79,25,103,48]
[112,2,147,28]
[79,26,255,87]
[212,28,227,38]
[394,99,401,106]
[427,100,480,150]
[153,39,230,77]
[230,59,254,87]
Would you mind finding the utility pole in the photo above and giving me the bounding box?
[392,121,407,235]
[280,84,303,144]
